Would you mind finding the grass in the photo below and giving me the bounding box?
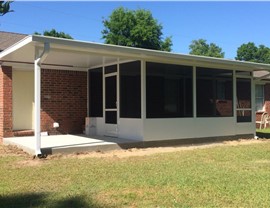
[1,140,270,207]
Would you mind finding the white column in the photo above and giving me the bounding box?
[34,43,50,156]
[34,49,42,156]
[251,71,256,134]
[233,70,236,120]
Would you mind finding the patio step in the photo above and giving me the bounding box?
[13,130,34,137]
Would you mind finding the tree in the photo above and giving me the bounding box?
[34,29,73,39]
[189,39,225,58]
[102,7,172,52]
[0,1,13,16]
[235,42,270,64]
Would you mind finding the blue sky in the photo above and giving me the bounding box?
[1,1,270,59]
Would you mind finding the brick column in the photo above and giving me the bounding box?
[0,66,13,142]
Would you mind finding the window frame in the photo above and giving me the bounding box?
[255,84,265,112]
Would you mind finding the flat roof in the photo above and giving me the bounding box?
[1,35,270,71]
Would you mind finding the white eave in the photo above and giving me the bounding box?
[1,35,270,72]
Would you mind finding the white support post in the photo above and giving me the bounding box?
[251,71,256,132]
[34,43,50,156]
[34,55,42,156]
[233,70,236,120]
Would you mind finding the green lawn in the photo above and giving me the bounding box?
[1,140,270,208]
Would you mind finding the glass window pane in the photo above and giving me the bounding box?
[256,98,264,111]
[256,85,263,97]
[120,61,141,118]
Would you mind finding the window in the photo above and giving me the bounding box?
[120,61,141,118]
[255,85,264,112]
[89,68,103,117]
[196,67,233,117]
[146,62,193,118]
[236,78,251,122]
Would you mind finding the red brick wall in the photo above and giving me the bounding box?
[0,66,13,141]
[41,69,87,135]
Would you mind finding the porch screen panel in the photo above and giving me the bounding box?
[236,78,251,122]
[196,68,233,117]
[120,61,141,118]
[89,68,103,117]
[146,62,193,118]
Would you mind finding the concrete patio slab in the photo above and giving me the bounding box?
[3,134,138,155]
[3,134,254,156]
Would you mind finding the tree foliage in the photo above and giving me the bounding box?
[235,42,270,64]
[0,1,13,16]
[189,39,225,58]
[102,7,172,52]
[34,29,73,39]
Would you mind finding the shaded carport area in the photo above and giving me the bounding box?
[0,35,141,156]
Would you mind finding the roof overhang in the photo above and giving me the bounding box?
[1,35,270,72]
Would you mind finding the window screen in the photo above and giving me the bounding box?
[146,62,193,118]
[120,61,141,118]
[196,67,233,117]
[89,68,103,117]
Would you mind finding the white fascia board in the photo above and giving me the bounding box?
[32,35,270,71]
[4,35,270,72]
[0,36,33,59]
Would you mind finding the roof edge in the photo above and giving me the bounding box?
[0,35,33,59]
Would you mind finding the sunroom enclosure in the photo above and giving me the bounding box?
[3,35,270,156]
[86,60,255,141]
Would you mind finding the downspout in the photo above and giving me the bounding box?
[34,42,50,156]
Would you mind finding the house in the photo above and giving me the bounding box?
[1,32,270,155]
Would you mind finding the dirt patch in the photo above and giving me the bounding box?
[1,138,269,162]
[46,138,269,160]
[0,144,30,157]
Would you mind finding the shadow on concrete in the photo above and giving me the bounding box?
[0,192,109,208]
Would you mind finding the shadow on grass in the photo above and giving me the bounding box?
[0,192,109,208]
[256,130,270,139]
[256,132,270,139]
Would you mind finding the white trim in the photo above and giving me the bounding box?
[2,35,270,72]
[233,70,236,120]
[30,35,270,71]
[0,36,32,59]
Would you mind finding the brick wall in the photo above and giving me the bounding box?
[0,66,13,142]
[41,69,87,135]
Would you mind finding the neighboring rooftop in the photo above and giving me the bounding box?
[0,31,27,52]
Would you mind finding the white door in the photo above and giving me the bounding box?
[104,74,118,137]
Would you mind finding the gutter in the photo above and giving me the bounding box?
[34,42,50,157]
